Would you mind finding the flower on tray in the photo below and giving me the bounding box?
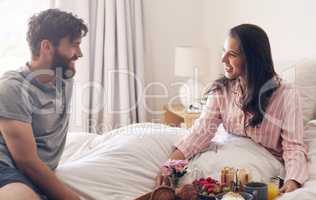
[161,159,188,188]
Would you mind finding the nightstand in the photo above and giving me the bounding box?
[163,104,200,128]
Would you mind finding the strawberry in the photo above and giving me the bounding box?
[204,184,213,190]
[206,177,212,182]
[201,181,209,186]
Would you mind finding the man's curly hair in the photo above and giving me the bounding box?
[27,9,88,57]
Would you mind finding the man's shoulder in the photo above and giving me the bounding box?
[0,69,30,98]
[0,69,26,88]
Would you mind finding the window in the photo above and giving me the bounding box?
[0,0,49,74]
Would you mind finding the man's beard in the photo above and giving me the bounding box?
[51,50,77,79]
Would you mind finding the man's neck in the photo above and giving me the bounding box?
[27,61,56,84]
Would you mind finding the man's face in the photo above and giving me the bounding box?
[51,37,83,79]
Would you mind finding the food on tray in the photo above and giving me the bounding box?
[236,169,250,186]
[220,167,251,190]
[220,167,235,186]
[222,192,245,200]
[193,177,230,197]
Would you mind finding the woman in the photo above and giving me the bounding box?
[156,24,308,193]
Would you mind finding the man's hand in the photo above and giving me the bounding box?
[280,180,300,193]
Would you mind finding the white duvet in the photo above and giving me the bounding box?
[56,122,316,200]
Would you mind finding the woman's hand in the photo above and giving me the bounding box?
[280,180,300,193]
[155,149,185,187]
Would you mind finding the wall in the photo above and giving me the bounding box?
[143,0,205,121]
[203,0,316,73]
[143,0,316,122]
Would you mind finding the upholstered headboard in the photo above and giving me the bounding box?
[277,58,316,124]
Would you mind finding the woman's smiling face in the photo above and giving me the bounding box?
[221,36,245,80]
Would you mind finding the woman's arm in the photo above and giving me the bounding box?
[156,91,223,187]
[280,86,308,192]
[169,148,186,160]
[175,90,223,159]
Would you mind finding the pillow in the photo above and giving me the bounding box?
[304,120,316,179]
[179,125,285,185]
[279,58,316,124]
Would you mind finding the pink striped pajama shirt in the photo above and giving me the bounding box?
[175,79,309,184]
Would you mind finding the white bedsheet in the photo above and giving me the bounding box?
[55,123,316,200]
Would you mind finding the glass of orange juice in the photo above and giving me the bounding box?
[267,179,280,200]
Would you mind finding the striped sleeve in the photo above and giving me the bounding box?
[175,90,223,159]
[281,85,309,185]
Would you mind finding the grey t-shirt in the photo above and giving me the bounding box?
[0,65,73,169]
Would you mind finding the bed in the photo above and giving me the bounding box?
[56,122,316,200]
[55,58,316,200]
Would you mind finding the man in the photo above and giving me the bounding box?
[0,9,88,200]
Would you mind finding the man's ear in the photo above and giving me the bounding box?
[39,40,54,56]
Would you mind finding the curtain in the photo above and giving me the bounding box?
[50,0,146,133]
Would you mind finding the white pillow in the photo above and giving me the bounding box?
[280,58,316,124]
[304,120,316,179]
[179,125,285,185]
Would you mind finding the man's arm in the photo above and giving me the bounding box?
[0,118,80,200]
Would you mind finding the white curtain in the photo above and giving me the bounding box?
[50,0,146,133]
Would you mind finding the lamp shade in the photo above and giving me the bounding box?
[174,46,210,77]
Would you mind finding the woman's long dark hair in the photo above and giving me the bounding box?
[208,24,280,127]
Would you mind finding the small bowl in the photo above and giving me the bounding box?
[216,192,254,200]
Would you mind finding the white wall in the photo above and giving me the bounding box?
[203,0,316,74]
[144,0,316,122]
[143,0,205,121]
